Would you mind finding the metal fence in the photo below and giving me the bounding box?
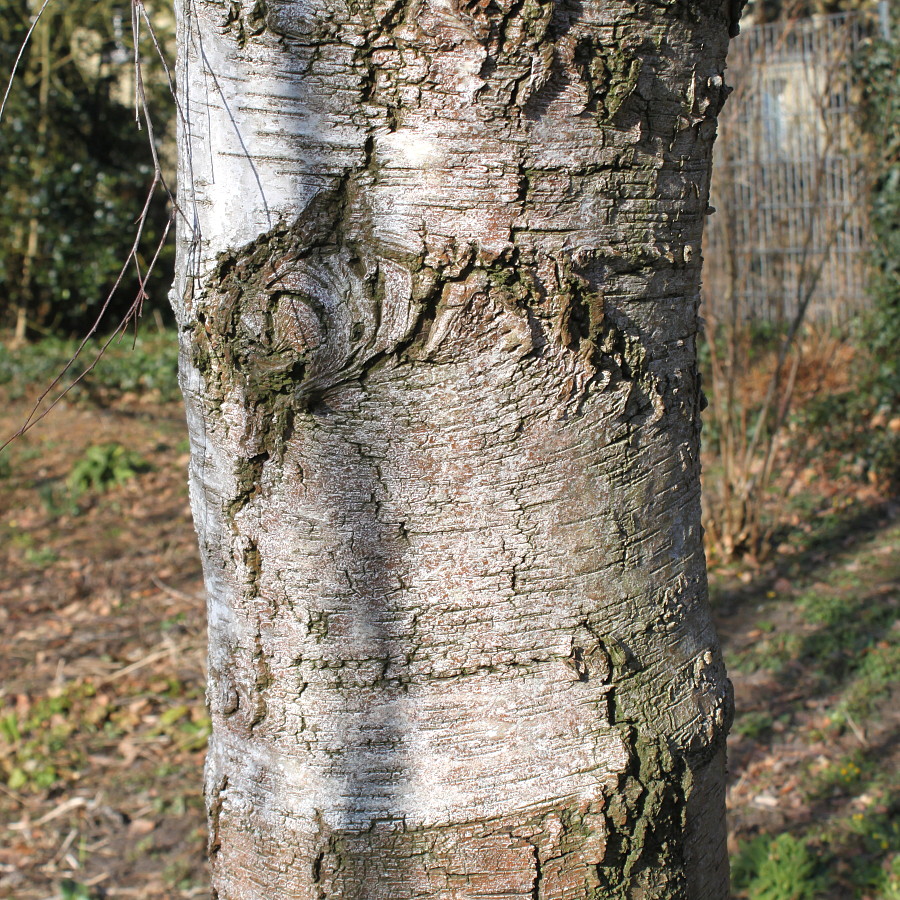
[703,11,880,325]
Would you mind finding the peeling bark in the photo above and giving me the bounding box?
[172,0,736,896]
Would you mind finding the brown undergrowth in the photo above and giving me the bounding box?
[704,333,900,898]
[0,385,208,899]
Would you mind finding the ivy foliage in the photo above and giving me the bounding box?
[847,13,900,489]
[0,0,174,336]
[859,15,900,394]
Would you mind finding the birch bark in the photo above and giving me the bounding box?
[171,0,737,896]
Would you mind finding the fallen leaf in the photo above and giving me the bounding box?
[127,818,156,837]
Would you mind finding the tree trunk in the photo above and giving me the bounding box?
[172,0,737,896]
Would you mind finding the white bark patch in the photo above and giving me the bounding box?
[215,669,626,831]
[379,128,444,169]
[179,4,365,262]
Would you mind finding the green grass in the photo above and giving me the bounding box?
[0,676,208,795]
[59,880,95,900]
[66,442,150,495]
[732,833,825,900]
[0,329,180,404]
[725,512,900,899]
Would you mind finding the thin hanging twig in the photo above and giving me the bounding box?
[0,0,54,124]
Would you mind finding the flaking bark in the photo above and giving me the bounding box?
[172,0,737,896]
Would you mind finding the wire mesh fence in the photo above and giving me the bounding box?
[703,10,880,325]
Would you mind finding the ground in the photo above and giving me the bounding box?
[0,334,897,900]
